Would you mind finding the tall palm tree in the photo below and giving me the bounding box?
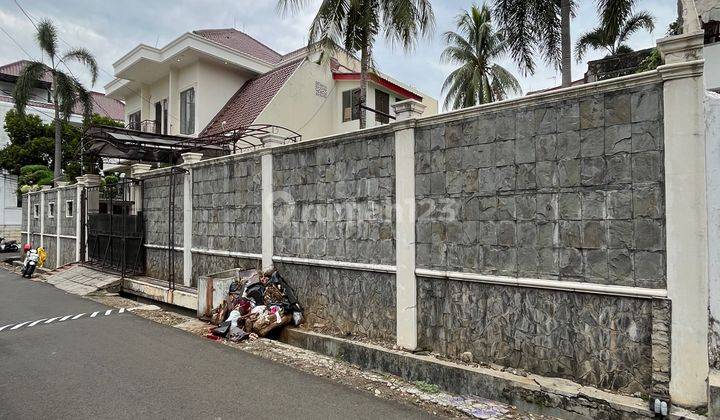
[441,3,521,110]
[493,0,574,87]
[13,20,98,185]
[278,0,434,129]
[575,0,655,61]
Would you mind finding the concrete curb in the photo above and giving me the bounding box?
[278,328,703,419]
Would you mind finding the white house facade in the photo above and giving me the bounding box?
[105,29,438,143]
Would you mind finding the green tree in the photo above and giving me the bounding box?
[278,0,434,129]
[493,0,575,87]
[12,19,98,185]
[0,110,120,181]
[575,0,655,61]
[18,164,53,193]
[441,3,521,110]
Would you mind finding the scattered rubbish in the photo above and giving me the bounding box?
[205,269,303,343]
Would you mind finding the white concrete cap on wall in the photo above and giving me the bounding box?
[181,152,203,165]
[392,100,426,121]
[130,163,152,177]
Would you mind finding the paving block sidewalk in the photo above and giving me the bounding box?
[45,265,121,296]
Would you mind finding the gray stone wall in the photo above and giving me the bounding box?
[415,84,665,288]
[191,253,259,283]
[59,188,77,237]
[417,277,652,394]
[59,237,76,267]
[143,173,184,247]
[273,134,396,264]
[145,248,183,282]
[43,190,57,236]
[191,157,261,253]
[275,262,396,341]
[43,236,57,268]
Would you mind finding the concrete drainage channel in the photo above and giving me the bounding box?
[277,328,702,420]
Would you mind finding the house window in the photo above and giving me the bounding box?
[33,204,39,219]
[162,99,168,135]
[128,111,141,130]
[154,101,162,134]
[342,89,361,122]
[375,89,390,124]
[66,200,74,218]
[48,202,55,219]
[180,88,195,134]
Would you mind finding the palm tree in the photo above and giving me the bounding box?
[441,3,521,110]
[13,20,98,185]
[278,0,434,129]
[493,0,575,87]
[575,0,655,61]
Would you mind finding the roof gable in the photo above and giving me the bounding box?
[201,59,303,136]
[193,29,282,64]
[0,60,53,83]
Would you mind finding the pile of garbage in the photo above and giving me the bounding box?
[207,269,303,342]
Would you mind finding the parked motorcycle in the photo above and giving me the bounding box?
[0,237,19,253]
[21,248,39,278]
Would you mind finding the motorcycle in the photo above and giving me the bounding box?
[0,237,19,253]
[21,249,39,278]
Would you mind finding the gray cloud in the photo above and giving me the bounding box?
[0,0,676,106]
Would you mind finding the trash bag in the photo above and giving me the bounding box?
[212,321,232,337]
[244,282,266,305]
[269,271,303,313]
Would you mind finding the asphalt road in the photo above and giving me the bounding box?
[0,269,431,419]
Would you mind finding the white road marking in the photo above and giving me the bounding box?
[10,321,30,330]
[27,319,48,327]
[1,307,128,333]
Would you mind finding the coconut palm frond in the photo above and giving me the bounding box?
[12,61,48,115]
[575,28,609,61]
[62,48,99,86]
[596,0,633,39]
[442,3,521,110]
[617,11,655,46]
[35,19,58,59]
[53,70,78,120]
[74,83,93,120]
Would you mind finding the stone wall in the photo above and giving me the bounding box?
[143,172,184,280]
[273,133,396,264]
[415,84,665,287]
[59,187,77,237]
[414,83,665,394]
[275,262,396,341]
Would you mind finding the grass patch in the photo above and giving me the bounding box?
[414,380,440,394]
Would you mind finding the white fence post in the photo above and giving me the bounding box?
[392,100,426,351]
[181,153,202,286]
[261,151,274,272]
[657,31,709,407]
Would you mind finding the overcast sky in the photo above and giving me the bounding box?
[0,0,676,108]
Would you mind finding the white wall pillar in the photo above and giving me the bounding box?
[181,153,202,286]
[261,153,273,271]
[391,99,426,351]
[657,31,709,408]
[56,188,61,266]
[39,188,46,248]
[75,184,81,261]
[130,164,152,215]
[26,193,32,244]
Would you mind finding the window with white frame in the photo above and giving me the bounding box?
[66,200,74,218]
[128,111,141,130]
[180,88,195,134]
[33,204,39,219]
[48,202,55,218]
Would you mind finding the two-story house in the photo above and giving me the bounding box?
[0,60,124,240]
[105,28,437,143]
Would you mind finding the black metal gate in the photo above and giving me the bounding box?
[81,178,145,277]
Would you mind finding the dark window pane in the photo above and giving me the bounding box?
[375,89,389,124]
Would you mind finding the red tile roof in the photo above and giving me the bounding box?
[201,59,303,136]
[194,29,282,64]
[0,60,53,83]
[1,61,124,120]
